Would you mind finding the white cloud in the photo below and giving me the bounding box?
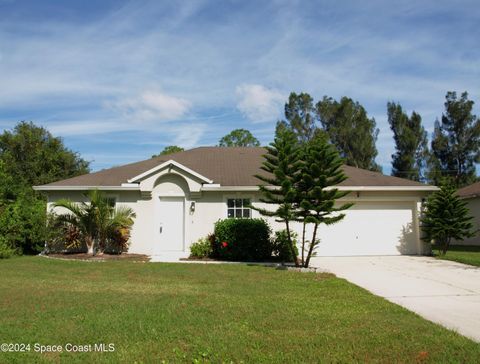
[107,90,191,123]
[236,84,284,123]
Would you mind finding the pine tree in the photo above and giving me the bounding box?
[295,137,353,267]
[316,96,381,172]
[421,181,474,255]
[283,92,317,143]
[387,102,428,181]
[254,128,301,266]
[428,91,480,187]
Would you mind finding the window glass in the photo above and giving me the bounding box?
[226,198,251,219]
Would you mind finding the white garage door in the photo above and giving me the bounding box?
[314,202,419,256]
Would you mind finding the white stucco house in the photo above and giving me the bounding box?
[457,181,480,245]
[34,147,438,258]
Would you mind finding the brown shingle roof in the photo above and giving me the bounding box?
[458,181,480,199]
[38,146,431,188]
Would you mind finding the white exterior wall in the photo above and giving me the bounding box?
[46,174,430,256]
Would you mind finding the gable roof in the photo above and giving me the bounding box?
[35,146,434,190]
[458,181,480,199]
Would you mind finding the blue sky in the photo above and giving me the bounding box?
[0,0,479,172]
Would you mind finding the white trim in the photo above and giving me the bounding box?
[127,160,213,184]
[35,184,438,193]
[201,185,438,192]
[33,185,140,191]
[202,186,259,191]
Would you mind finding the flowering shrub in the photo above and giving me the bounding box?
[213,218,272,261]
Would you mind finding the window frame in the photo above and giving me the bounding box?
[224,194,253,219]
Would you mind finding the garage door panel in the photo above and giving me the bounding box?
[313,202,418,256]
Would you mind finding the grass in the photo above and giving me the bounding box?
[435,245,480,267]
[0,257,479,363]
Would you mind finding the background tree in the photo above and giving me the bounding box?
[0,121,90,255]
[428,91,480,187]
[316,96,381,171]
[0,121,89,186]
[421,181,474,255]
[387,102,428,181]
[254,128,301,266]
[152,145,184,158]
[282,92,317,143]
[218,128,260,147]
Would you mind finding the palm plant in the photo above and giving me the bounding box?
[53,190,136,255]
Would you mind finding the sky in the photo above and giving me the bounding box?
[0,0,479,172]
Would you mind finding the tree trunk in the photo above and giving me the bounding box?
[442,237,451,256]
[301,221,306,266]
[285,221,299,267]
[305,223,319,268]
[86,237,94,255]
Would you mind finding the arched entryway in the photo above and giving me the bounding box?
[152,174,189,254]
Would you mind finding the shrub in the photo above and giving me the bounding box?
[213,218,272,261]
[0,236,16,259]
[189,236,213,258]
[105,227,131,254]
[272,229,299,262]
[44,214,86,254]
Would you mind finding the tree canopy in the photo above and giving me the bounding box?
[152,145,184,158]
[0,121,89,187]
[387,102,428,181]
[218,129,260,147]
[0,121,90,255]
[428,91,480,187]
[317,96,381,172]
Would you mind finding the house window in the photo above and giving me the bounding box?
[227,198,251,218]
[106,197,117,208]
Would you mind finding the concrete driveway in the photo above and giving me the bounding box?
[310,256,480,342]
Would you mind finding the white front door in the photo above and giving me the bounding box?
[156,197,185,253]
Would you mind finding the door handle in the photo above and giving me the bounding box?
[159,225,163,233]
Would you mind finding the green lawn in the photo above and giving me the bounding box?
[435,245,480,267]
[0,257,479,363]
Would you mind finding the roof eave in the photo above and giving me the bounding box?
[33,185,140,191]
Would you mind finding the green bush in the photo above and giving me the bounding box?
[272,229,299,262]
[0,236,16,259]
[189,236,213,258]
[213,218,272,261]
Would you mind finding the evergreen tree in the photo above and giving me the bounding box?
[428,91,480,187]
[254,128,301,266]
[316,96,381,171]
[387,102,428,181]
[295,137,352,267]
[283,92,317,143]
[421,181,474,255]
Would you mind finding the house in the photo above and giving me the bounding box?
[457,181,480,245]
[34,147,438,257]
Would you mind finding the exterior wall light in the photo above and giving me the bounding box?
[190,201,196,213]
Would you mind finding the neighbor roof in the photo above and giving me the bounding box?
[36,147,432,189]
[458,181,480,199]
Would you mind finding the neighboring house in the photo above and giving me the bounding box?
[34,147,437,257]
[456,181,480,245]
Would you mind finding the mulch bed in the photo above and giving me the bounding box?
[45,253,150,262]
